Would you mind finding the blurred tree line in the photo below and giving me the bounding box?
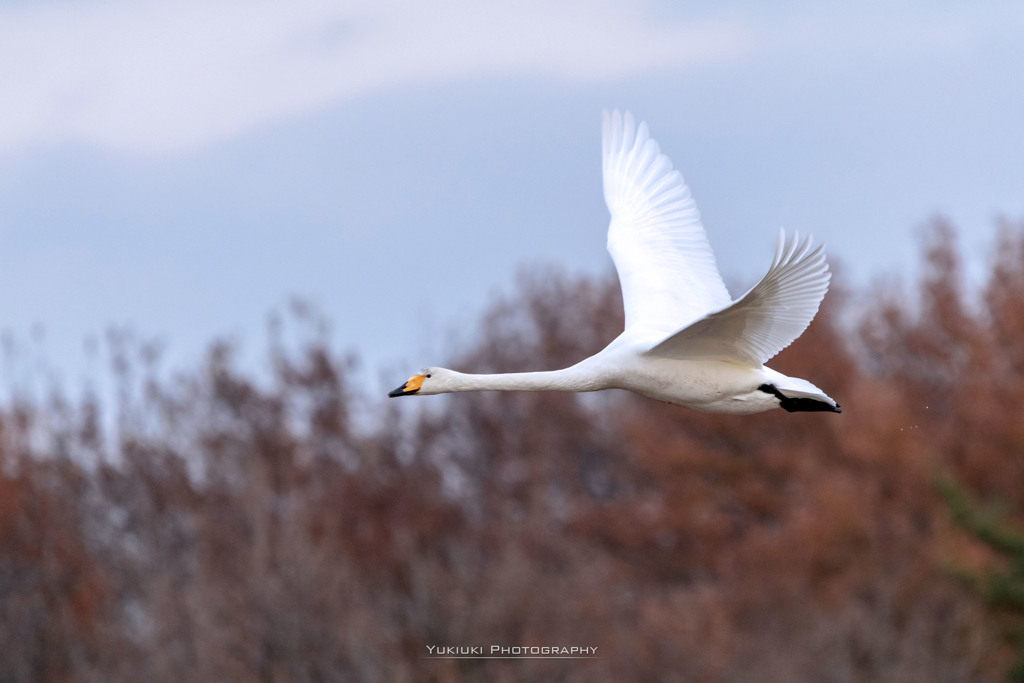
[1,219,1024,682]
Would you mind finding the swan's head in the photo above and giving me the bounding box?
[388,367,450,397]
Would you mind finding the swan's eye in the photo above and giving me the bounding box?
[426,374,432,378]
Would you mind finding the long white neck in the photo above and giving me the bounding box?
[440,365,606,394]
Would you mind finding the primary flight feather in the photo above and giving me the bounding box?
[389,110,840,414]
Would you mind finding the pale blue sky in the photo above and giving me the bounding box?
[0,0,1022,398]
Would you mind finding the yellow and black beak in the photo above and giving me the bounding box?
[388,374,425,397]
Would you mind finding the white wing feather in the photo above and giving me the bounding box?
[602,110,731,336]
[646,229,831,366]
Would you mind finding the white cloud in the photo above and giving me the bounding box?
[0,0,751,155]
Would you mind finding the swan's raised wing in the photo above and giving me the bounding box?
[603,110,731,336]
[646,230,831,366]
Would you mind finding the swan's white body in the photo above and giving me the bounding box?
[391,111,839,414]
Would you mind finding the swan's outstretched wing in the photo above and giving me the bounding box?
[603,110,731,336]
[646,230,831,366]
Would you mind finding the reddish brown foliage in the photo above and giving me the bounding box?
[0,220,1021,681]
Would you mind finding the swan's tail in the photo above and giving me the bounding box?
[759,369,841,413]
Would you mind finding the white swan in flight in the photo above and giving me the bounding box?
[390,110,840,414]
